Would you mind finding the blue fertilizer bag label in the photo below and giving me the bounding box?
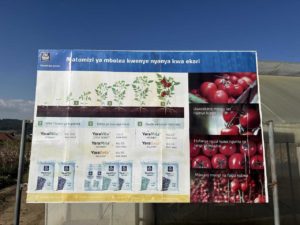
[162,163,178,191]
[57,162,75,191]
[141,162,158,191]
[118,162,132,191]
[93,164,103,191]
[36,162,55,191]
[84,164,95,191]
[102,162,119,191]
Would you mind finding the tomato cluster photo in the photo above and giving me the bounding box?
[189,104,261,136]
[191,172,266,203]
[189,72,257,104]
[220,105,261,136]
[188,71,266,204]
[190,138,264,171]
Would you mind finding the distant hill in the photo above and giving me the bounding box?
[258,61,300,76]
[0,119,22,132]
[0,119,33,134]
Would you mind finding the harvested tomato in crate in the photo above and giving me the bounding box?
[189,72,258,104]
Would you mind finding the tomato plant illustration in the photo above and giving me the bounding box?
[95,82,111,105]
[112,80,130,106]
[132,76,153,107]
[156,74,180,108]
[66,91,92,105]
[66,92,74,103]
[79,91,92,104]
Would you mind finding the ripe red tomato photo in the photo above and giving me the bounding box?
[202,144,218,157]
[191,155,212,169]
[219,143,237,156]
[228,153,245,169]
[240,182,249,192]
[190,142,201,158]
[239,141,257,156]
[200,82,217,98]
[231,84,244,98]
[254,194,266,203]
[237,78,249,90]
[214,78,226,86]
[227,97,236,103]
[257,142,263,155]
[220,125,239,135]
[222,109,239,124]
[211,154,228,169]
[250,155,264,170]
[239,108,260,129]
[229,75,238,84]
[230,178,240,192]
[217,82,234,97]
[211,90,228,103]
[250,73,257,81]
[240,76,253,85]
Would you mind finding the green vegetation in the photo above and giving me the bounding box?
[0,140,30,189]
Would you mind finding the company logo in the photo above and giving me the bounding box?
[41,52,50,61]
[168,166,173,172]
[109,166,114,171]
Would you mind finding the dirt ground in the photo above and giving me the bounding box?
[0,185,44,225]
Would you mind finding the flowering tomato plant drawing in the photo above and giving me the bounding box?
[132,76,153,107]
[95,82,111,105]
[156,74,180,107]
[112,80,130,106]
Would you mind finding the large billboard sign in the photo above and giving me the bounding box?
[27,50,268,203]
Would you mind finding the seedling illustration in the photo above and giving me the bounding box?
[66,91,91,105]
[112,80,130,106]
[95,83,111,105]
[132,76,153,110]
[156,74,180,113]
[66,92,74,103]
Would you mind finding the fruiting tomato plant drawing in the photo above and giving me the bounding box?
[132,76,153,109]
[95,82,111,105]
[112,80,130,106]
[156,74,180,111]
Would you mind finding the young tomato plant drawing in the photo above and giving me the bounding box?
[156,74,180,109]
[66,91,91,105]
[66,92,74,104]
[79,91,92,104]
[112,80,130,106]
[132,76,153,108]
[95,83,111,105]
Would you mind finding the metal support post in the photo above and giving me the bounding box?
[13,120,28,225]
[285,143,298,224]
[268,121,280,225]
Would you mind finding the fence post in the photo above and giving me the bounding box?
[285,143,298,224]
[297,147,300,177]
[268,120,280,225]
[13,120,28,225]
